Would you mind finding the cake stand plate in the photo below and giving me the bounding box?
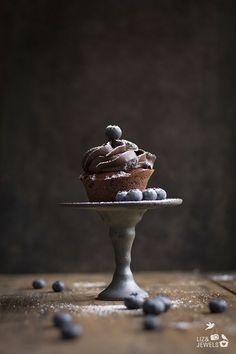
[61,199,183,300]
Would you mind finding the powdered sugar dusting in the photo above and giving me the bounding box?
[78,304,128,316]
[37,298,204,315]
[36,303,136,316]
[73,282,106,288]
[55,304,135,317]
[171,299,204,310]
[211,274,235,282]
[171,299,184,308]
[170,321,193,330]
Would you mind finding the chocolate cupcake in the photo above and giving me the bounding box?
[80,126,156,202]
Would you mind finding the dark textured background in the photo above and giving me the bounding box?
[1,0,235,273]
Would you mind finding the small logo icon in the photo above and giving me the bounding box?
[205,322,215,330]
[220,334,229,348]
[210,334,219,341]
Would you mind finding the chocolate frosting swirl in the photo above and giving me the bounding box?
[82,139,156,173]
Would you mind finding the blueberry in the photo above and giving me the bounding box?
[143,315,161,330]
[61,324,83,340]
[143,299,165,315]
[209,299,228,313]
[154,296,172,312]
[32,279,46,289]
[124,294,145,309]
[53,312,73,328]
[52,280,65,292]
[115,191,127,201]
[105,125,122,140]
[142,188,157,200]
[125,189,143,201]
[154,188,167,200]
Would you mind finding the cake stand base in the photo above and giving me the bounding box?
[61,199,183,301]
[97,275,148,300]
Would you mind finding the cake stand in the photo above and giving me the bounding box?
[61,199,183,300]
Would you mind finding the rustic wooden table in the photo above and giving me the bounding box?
[0,272,235,354]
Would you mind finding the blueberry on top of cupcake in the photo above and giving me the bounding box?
[81,125,156,174]
[105,125,122,140]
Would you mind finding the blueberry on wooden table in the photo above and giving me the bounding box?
[209,299,228,313]
[142,188,157,200]
[52,280,65,292]
[125,189,143,201]
[105,125,122,140]
[154,296,172,312]
[143,298,165,315]
[124,294,145,309]
[154,188,167,200]
[143,315,161,330]
[53,312,73,328]
[61,324,83,340]
[32,279,46,289]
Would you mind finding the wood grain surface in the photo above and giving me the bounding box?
[0,272,236,354]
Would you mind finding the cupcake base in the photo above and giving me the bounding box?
[80,168,154,202]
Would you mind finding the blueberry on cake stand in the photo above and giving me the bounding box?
[61,199,182,301]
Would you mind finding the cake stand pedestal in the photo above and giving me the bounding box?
[61,199,182,301]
